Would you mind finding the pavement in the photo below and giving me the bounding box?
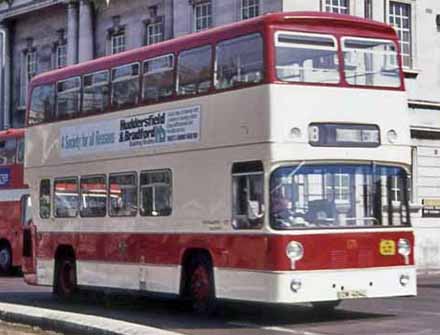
[0,273,439,335]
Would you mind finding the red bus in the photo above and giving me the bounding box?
[24,12,415,313]
[0,128,27,274]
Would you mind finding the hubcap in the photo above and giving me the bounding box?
[61,262,75,294]
[191,266,210,304]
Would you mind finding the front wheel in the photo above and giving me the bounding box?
[187,255,217,315]
[0,245,12,275]
[54,257,77,300]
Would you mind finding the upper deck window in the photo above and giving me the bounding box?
[275,32,340,84]
[111,63,140,108]
[83,70,110,114]
[177,45,212,96]
[56,77,81,119]
[342,38,401,88]
[215,34,263,90]
[143,54,174,103]
[0,138,16,165]
[29,84,55,125]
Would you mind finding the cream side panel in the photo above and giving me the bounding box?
[25,86,272,169]
[77,261,181,294]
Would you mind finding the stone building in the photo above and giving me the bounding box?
[0,0,439,270]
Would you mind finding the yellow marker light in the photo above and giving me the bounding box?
[379,240,396,256]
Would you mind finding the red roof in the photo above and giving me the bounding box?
[0,128,25,140]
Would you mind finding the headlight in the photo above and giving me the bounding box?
[398,239,411,256]
[286,241,304,261]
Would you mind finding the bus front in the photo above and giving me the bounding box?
[264,14,415,306]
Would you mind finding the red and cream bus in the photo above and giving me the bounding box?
[0,128,28,274]
[23,12,416,312]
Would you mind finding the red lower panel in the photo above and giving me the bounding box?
[36,230,414,271]
[0,201,22,267]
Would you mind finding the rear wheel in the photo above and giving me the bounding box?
[187,254,217,315]
[54,257,77,300]
[0,245,12,275]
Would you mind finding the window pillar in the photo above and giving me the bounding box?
[78,0,94,62]
[0,23,11,129]
[66,0,79,65]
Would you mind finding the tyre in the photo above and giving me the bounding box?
[0,245,12,275]
[187,254,217,315]
[54,257,77,299]
[311,300,341,315]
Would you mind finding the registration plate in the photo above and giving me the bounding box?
[337,290,367,300]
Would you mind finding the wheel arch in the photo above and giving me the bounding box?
[179,248,214,297]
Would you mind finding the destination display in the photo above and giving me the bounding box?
[60,105,201,157]
[422,198,440,218]
[0,168,10,187]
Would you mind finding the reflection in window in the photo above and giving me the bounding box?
[80,176,107,217]
[54,178,79,218]
[40,179,51,219]
[276,32,340,84]
[216,34,263,90]
[109,173,137,217]
[29,85,55,125]
[270,164,410,230]
[111,63,140,108]
[343,38,401,87]
[177,46,212,96]
[232,162,264,229]
[143,54,174,103]
[0,138,16,165]
[83,71,110,114]
[140,170,172,217]
[56,77,81,119]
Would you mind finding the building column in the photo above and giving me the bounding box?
[0,23,11,130]
[78,0,94,62]
[66,0,79,65]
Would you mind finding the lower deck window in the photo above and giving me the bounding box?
[140,170,172,216]
[109,173,138,217]
[232,161,264,229]
[80,175,107,217]
[54,178,79,218]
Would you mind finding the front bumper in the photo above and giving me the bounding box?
[215,266,417,304]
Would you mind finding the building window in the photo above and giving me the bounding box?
[56,44,67,69]
[388,1,412,68]
[146,21,164,45]
[194,1,212,32]
[20,48,37,107]
[323,0,349,14]
[365,0,373,19]
[241,0,259,20]
[111,32,126,54]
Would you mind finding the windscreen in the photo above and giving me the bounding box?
[270,164,410,230]
[343,38,401,87]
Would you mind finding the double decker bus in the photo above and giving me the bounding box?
[0,128,27,274]
[23,12,416,312]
